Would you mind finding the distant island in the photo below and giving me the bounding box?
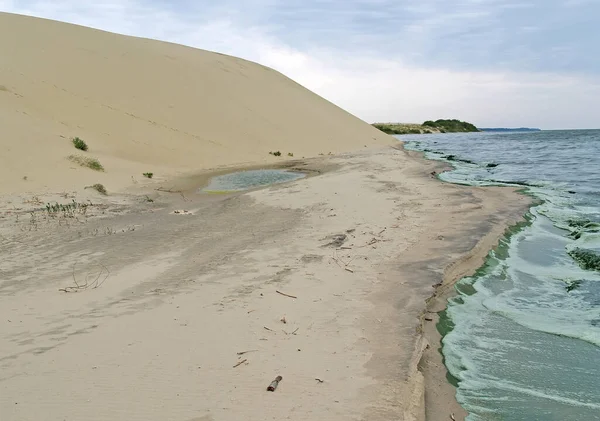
[372,119,480,135]
[479,127,541,132]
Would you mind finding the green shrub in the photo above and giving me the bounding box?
[273,151,282,157]
[287,152,294,157]
[143,172,153,179]
[72,137,88,151]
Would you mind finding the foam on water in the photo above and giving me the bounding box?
[404,130,600,420]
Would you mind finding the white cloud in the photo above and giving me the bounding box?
[1,1,599,129]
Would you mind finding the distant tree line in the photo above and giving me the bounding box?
[421,119,479,132]
[372,119,479,135]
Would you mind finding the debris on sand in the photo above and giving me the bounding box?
[321,233,347,248]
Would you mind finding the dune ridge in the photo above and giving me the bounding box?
[0,12,392,194]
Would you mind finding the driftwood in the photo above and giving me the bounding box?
[276,290,297,299]
[267,375,283,391]
[233,359,247,368]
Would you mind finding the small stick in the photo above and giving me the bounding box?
[267,375,283,391]
[291,327,299,335]
[276,290,297,299]
[247,310,256,314]
[233,359,247,368]
[345,268,354,273]
[315,378,324,383]
[263,326,275,332]
[237,350,258,355]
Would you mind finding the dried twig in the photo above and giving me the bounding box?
[276,290,297,299]
[263,326,275,332]
[291,327,299,335]
[233,359,247,368]
[156,186,182,193]
[332,250,355,273]
[59,262,110,293]
[237,350,258,355]
[315,378,324,383]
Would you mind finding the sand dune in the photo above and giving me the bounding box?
[0,12,392,194]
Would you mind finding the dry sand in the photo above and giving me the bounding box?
[0,12,533,421]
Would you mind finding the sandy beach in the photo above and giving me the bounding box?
[0,146,531,421]
[1,12,533,421]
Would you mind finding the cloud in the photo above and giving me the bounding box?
[1,0,599,128]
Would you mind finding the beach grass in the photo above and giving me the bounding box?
[68,154,104,171]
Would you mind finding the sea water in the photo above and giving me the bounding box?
[402,130,600,420]
[201,169,305,192]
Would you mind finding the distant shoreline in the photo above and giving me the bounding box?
[373,121,543,136]
[480,127,541,132]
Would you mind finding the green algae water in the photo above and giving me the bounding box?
[403,130,600,420]
[201,169,305,193]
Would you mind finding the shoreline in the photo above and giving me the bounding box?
[406,148,534,420]
[0,145,532,420]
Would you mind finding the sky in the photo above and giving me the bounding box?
[1,0,599,129]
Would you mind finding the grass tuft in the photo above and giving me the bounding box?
[68,155,104,171]
[91,184,107,195]
[143,172,153,179]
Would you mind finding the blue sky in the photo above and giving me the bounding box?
[2,0,599,128]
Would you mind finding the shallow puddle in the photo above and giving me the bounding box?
[200,169,305,193]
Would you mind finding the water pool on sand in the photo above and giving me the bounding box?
[200,169,305,193]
